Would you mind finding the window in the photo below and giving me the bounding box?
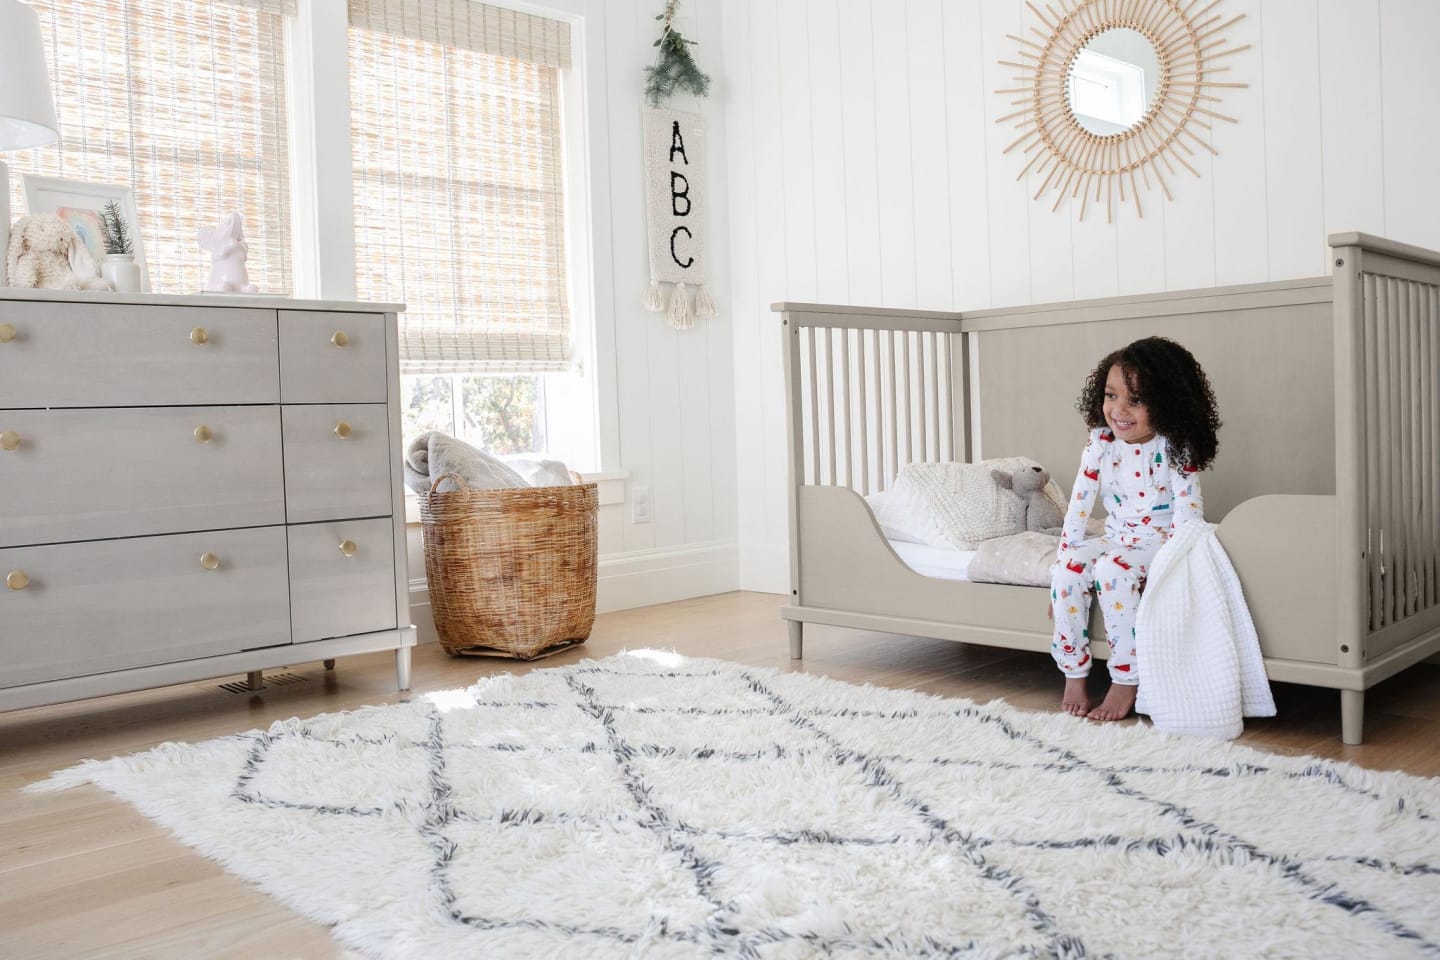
[401,373,546,455]
[6,0,294,295]
[347,0,574,376]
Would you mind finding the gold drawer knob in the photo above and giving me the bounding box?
[194,425,214,443]
[331,331,349,347]
[200,553,220,571]
[334,421,352,439]
[339,540,357,557]
[6,570,29,591]
[190,327,209,345]
[0,431,19,451]
[0,323,15,343]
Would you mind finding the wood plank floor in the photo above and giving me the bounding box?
[3,590,1438,959]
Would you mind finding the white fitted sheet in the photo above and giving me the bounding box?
[887,540,976,582]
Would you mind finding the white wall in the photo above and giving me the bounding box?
[582,0,738,594]
[720,0,1440,593]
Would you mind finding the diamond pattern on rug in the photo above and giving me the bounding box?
[29,652,1440,960]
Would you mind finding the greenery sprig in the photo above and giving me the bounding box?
[99,200,133,256]
[644,0,710,108]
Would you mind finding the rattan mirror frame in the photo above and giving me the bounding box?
[998,0,1249,221]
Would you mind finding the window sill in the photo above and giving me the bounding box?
[404,469,629,522]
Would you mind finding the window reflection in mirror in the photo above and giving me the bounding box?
[1068,28,1161,135]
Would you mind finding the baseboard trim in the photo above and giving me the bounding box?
[407,540,741,643]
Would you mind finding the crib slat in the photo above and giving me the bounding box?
[1422,284,1434,607]
[938,333,950,460]
[1423,284,1437,610]
[812,325,823,483]
[1364,275,1382,630]
[881,332,892,489]
[1407,281,1422,615]
[1382,277,1393,624]
[930,332,942,462]
[841,328,852,490]
[872,330,884,491]
[901,331,912,468]
[916,332,928,462]
[856,329,869,495]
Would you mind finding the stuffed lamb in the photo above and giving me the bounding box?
[991,464,1064,534]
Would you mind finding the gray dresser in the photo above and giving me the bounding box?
[0,290,416,711]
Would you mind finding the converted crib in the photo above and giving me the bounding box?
[779,233,1440,745]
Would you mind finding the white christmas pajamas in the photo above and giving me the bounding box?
[1050,427,1204,683]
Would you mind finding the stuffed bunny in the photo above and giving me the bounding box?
[991,464,1065,534]
[6,214,113,291]
[197,212,258,293]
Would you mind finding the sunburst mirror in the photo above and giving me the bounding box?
[998,0,1249,221]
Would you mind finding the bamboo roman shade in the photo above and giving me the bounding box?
[348,0,574,374]
[6,0,294,295]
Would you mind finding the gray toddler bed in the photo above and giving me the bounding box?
[779,232,1440,744]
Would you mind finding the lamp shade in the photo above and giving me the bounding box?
[0,0,58,150]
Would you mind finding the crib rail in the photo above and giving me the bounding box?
[1332,234,1440,651]
[778,304,966,497]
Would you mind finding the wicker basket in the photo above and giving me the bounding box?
[420,471,598,659]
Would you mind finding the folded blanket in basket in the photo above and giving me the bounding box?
[500,455,575,488]
[404,432,528,494]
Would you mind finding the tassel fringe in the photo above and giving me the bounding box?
[643,279,667,312]
[668,281,694,329]
[694,283,717,318]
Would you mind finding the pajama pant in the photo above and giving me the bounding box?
[1050,536,1162,684]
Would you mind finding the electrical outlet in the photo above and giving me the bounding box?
[631,485,651,524]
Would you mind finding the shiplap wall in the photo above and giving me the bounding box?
[580,0,738,591]
[720,0,1440,592]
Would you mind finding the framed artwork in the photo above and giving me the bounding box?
[21,173,148,291]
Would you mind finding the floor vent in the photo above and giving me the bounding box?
[218,672,309,694]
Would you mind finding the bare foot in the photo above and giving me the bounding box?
[1087,683,1137,722]
[1061,677,1090,717]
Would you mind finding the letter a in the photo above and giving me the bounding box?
[669,120,689,165]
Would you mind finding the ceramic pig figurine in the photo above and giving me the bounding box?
[198,212,258,293]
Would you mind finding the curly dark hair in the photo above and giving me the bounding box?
[1076,337,1221,470]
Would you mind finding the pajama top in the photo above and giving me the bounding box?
[1057,427,1204,558]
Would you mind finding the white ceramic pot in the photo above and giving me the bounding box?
[101,254,143,293]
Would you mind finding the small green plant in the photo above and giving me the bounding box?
[99,200,133,256]
[643,0,710,108]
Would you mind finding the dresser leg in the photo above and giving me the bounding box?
[246,670,263,691]
[323,659,336,670]
[395,647,412,691]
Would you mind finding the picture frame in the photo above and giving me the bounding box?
[21,173,148,291]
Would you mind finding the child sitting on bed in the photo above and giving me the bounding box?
[1048,337,1220,721]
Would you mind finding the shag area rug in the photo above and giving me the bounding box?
[30,652,1440,959]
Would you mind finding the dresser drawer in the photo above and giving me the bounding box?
[0,406,285,548]
[0,526,291,688]
[288,518,398,643]
[281,404,394,523]
[0,301,278,408]
[279,311,388,403]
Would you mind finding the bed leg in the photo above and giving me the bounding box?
[788,620,803,660]
[1341,689,1365,746]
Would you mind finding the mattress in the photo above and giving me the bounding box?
[887,540,976,582]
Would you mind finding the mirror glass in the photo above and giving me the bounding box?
[1067,28,1161,135]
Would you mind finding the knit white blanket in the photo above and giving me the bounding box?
[1134,521,1276,739]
